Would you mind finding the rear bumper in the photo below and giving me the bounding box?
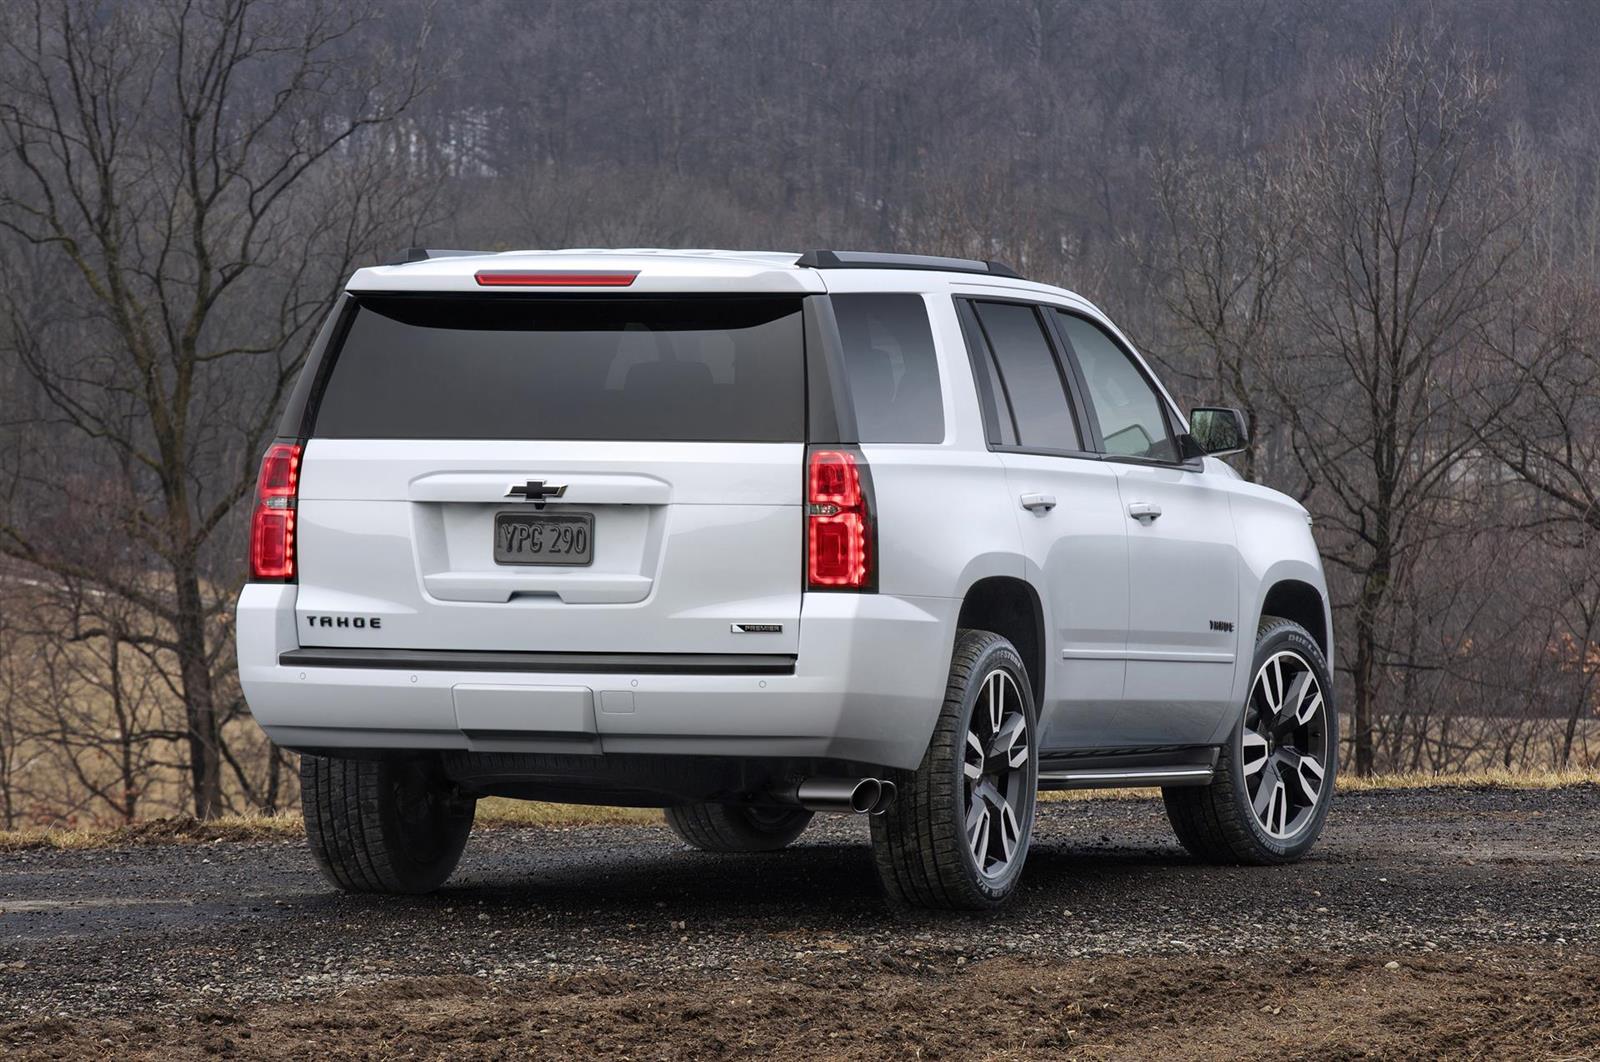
[235,585,956,770]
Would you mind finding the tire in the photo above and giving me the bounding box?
[301,754,476,894]
[870,628,1039,910]
[1164,617,1338,864]
[664,803,814,853]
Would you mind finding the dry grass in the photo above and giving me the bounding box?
[0,809,303,852]
[474,797,662,828]
[1336,764,1599,792]
[2,766,1591,852]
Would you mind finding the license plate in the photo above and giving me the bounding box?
[493,511,594,566]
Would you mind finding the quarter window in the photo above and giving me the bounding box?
[1056,312,1177,462]
[832,294,944,443]
[971,301,1081,452]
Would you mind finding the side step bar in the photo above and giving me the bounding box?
[1036,746,1220,790]
[1038,766,1214,790]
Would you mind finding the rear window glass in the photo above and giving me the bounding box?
[312,296,805,441]
[832,294,944,443]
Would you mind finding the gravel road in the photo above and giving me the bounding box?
[2,785,1597,1058]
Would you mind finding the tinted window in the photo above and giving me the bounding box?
[314,296,804,441]
[1056,312,1177,462]
[832,294,944,443]
[957,302,1017,447]
[971,302,1080,451]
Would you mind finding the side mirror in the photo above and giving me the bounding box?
[1186,407,1250,458]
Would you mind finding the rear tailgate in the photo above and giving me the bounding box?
[292,292,808,656]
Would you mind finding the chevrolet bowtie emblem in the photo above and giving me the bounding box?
[506,480,567,502]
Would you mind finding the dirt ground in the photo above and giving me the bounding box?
[2,785,1597,1059]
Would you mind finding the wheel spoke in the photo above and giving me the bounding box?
[1278,671,1310,722]
[997,800,1021,862]
[1288,749,1325,804]
[964,731,984,780]
[965,799,991,866]
[1270,672,1321,736]
[1295,689,1324,728]
[974,779,1007,814]
[989,711,1029,769]
[987,671,1004,733]
[1253,772,1284,819]
[1240,730,1270,777]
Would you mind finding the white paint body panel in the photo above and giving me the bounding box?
[240,583,956,768]
[1111,461,1241,742]
[294,439,805,653]
[998,452,1129,748]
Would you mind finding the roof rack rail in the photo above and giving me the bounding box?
[795,249,1022,280]
[390,247,487,265]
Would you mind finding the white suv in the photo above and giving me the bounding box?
[237,248,1337,909]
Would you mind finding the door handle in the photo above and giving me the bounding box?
[1127,501,1162,523]
[1020,492,1057,513]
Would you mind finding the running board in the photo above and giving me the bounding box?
[1038,765,1215,790]
[1036,745,1220,790]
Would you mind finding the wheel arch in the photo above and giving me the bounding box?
[1259,578,1330,660]
[955,575,1046,706]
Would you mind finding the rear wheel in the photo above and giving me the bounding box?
[664,802,813,852]
[871,629,1038,910]
[301,754,475,894]
[1164,618,1337,864]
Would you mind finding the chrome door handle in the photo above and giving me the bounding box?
[1127,501,1162,523]
[1020,492,1057,513]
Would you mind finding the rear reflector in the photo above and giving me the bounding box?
[249,443,301,581]
[474,270,639,287]
[807,449,873,590]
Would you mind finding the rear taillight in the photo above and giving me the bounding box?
[807,448,874,590]
[249,442,301,581]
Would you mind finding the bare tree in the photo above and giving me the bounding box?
[0,0,437,816]
[1477,167,1600,538]
[23,581,173,824]
[1275,34,1525,774]
[1140,152,1302,481]
[0,598,36,830]
[1477,155,1600,763]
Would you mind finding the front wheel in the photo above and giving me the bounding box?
[1164,617,1338,864]
[871,629,1039,910]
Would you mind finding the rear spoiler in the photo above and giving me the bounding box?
[389,248,486,265]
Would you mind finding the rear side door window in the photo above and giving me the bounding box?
[967,301,1083,453]
[1054,312,1178,463]
[832,294,944,443]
